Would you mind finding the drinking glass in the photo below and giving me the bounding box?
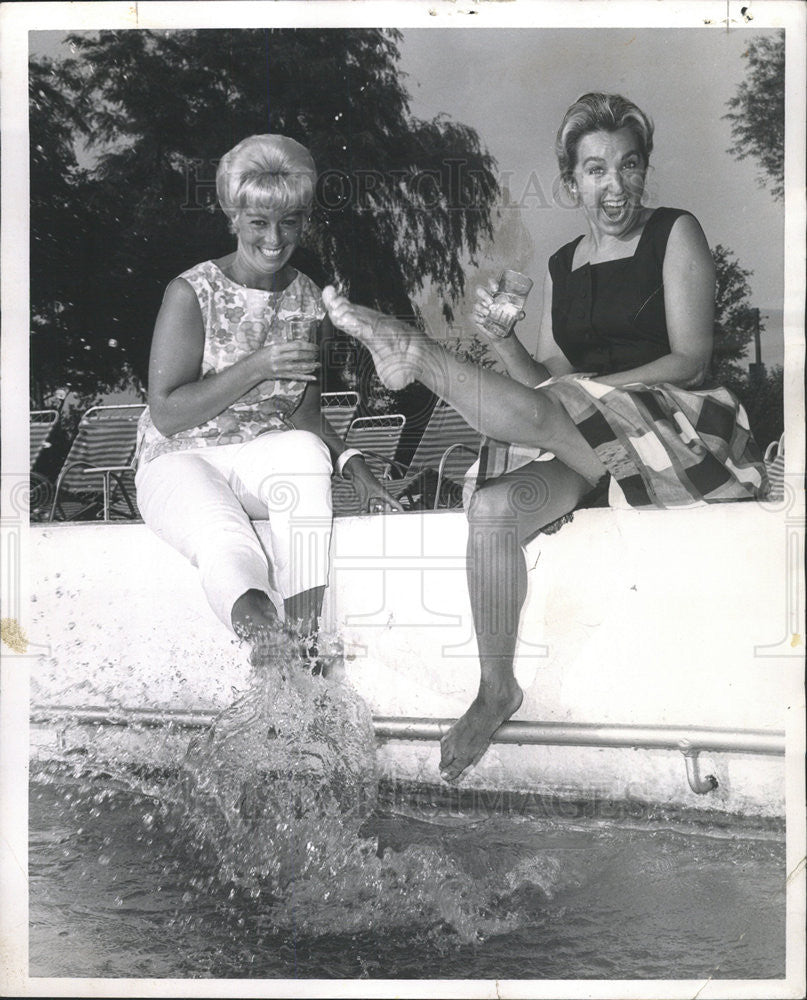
[481,269,534,339]
[284,317,319,343]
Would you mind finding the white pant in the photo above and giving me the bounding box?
[135,430,333,630]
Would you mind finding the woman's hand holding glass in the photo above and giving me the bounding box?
[471,276,528,343]
[250,340,320,382]
[472,281,500,341]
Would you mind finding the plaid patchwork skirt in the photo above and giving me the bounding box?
[475,375,769,510]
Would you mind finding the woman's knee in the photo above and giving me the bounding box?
[467,473,552,527]
[235,431,333,516]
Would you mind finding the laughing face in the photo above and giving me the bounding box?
[572,127,647,240]
[232,206,307,285]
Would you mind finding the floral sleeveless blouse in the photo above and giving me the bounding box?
[137,261,325,467]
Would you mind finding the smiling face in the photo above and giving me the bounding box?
[232,205,307,283]
[572,127,647,240]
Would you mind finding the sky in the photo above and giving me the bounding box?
[396,27,786,364]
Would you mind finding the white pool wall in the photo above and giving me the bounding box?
[29,501,800,817]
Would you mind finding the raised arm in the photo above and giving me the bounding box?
[594,214,715,389]
[147,277,319,436]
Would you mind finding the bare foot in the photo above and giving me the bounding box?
[322,285,425,390]
[439,680,523,782]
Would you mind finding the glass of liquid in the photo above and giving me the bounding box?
[284,317,319,343]
[481,269,534,339]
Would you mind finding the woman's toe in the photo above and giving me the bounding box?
[440,762,461,783]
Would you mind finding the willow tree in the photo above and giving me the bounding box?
[30,28,499,435]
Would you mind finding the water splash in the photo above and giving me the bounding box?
[175,633,378,892]
[165,634,526,944]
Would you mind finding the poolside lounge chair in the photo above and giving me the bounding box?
[29,409,61,518]
[30,409,59,471]
[320,391,360,438]
[381,402,482,510]
[344,413,406,460]
[331,413,407,516]
[49,404,146,522]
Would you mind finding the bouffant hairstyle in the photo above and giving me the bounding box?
[556,93,654,189]
[216,134,317,225]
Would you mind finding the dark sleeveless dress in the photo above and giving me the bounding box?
[549,207,687,376]
[477,207,768,510]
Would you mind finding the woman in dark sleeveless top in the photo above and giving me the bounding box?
[321,93,768,782]
[550,206,693,377]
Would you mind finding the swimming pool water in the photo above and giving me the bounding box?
[29,774,785,980]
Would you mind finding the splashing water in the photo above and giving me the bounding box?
[165,633,523,943]
[175,634,378,892]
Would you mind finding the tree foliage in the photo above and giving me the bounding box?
[710,244,781,448]
[739,365,783,452]
[723,32,785,200]
[29,58,133,406]
[710,243,761,384]
[29,28,499,412]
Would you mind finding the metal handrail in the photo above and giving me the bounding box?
[373,718,785,755]
[30,705,784,795]
[31,706,215,730]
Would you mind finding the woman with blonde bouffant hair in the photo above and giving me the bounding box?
[136,134,400,668]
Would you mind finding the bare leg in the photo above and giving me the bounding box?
[321,289,608,775]
[440,460,592,780]
[322,287,605,484]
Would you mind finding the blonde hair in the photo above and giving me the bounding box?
[556,93,654,189]
[216,134,317,223]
